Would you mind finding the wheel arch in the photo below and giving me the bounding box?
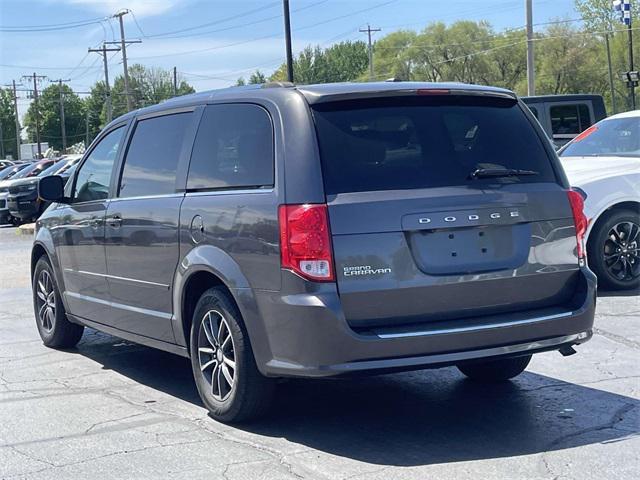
[172,245,271,370]
[586,200,640,247]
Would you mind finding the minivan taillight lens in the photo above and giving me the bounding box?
[567,189,588,260]
[278,204,335,281]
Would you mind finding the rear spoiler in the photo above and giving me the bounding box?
[300,87,517,105]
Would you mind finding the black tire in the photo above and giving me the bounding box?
[32,256,84,348]
[457,354,531,382]
[189,287,275,422]
[587,209,640,291]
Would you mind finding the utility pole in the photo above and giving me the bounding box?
[360,24,382,82]
[10,80,21,160]
[626,4,636,109]
[85,110,90,148]
[282,0,294,83]
[0,122,4,159]
[22,73,46,158]
[525,0,535,96]
[108,10,141,112]
[605,33,617,114]
[616,0,637,109]
[89,43,120,123]
[173,66,178,96]
[50,79,70,151]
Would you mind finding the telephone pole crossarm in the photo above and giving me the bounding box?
[359,24,382,81]
[89,44,121,123]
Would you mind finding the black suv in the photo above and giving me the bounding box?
[33,82,596,422]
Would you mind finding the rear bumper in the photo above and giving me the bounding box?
[245,268,597,378]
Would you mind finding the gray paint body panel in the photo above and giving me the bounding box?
[33,81,596,378]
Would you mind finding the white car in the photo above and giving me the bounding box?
[559,110,640,290]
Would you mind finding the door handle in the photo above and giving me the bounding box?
[89,217,103,228]
[107,214,122,227]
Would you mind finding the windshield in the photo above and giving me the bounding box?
[560,117,640,157]
[312,95,556,195]
[0,164,28,180]
[10,161,53,180]
[39,159,69,177]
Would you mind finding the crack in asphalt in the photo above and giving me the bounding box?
[594,327,640,350]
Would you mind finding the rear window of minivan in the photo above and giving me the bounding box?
[312,95,556,195]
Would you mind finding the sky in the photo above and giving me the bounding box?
[1,0,581,120]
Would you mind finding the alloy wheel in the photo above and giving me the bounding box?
[603,221,640,283]
[36,270,56,332]
[197,310,236,401]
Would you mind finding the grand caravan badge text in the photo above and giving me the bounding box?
[343,265,392,277]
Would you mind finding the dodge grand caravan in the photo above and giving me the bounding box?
[32,82,596,422]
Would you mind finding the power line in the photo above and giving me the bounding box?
[1,17,109,33]
[130,0,399,61]
[140,1,280,39]
[140,0,329,41]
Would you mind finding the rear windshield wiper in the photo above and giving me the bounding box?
[470,168,539,179]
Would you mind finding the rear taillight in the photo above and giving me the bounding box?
[278,204,335,282]
[567,189,588,261]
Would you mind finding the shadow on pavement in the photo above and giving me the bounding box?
[597,287,639,298]
[75,330,639,466]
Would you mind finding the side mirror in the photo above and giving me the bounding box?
[38,175,67,203]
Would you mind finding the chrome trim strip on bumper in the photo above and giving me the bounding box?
[374,311,575,339]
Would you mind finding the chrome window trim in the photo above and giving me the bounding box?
[185,188,275,197]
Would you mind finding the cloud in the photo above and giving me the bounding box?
[63,0,190,17]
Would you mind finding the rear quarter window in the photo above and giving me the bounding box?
[187,104,274,190]
[312,95,557,195]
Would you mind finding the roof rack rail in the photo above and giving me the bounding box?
[262,81,295,88]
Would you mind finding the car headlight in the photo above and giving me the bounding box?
[26,183,37,191]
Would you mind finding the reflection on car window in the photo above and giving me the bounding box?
[560,117,640,157]
[187,104,274,190]
[73,127,124,202]
[119,113,191,198]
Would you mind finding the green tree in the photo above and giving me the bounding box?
[24,84,86,151]
[248,70,267,84]
[575,0,639,31]
[84,81,108,142]
[270,41,368,84]
[0,88,18,159]
[110,65,195,118]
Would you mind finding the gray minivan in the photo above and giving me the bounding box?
[33,82,596,422]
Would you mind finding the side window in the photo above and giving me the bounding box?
[187,104,274,190]
[119,112,192,198]
[550,104,592,137]
[73,127,125,203]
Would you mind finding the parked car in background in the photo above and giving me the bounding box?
[33,82,595,422]
[0,163,29,181]
[0,159,54,225]
[0,160,15,169]
[7,155,81,223]
[558,110,640,290]
[0,164,31,225]
[522,94,607,147]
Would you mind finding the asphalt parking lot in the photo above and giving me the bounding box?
[0,225,638,480]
